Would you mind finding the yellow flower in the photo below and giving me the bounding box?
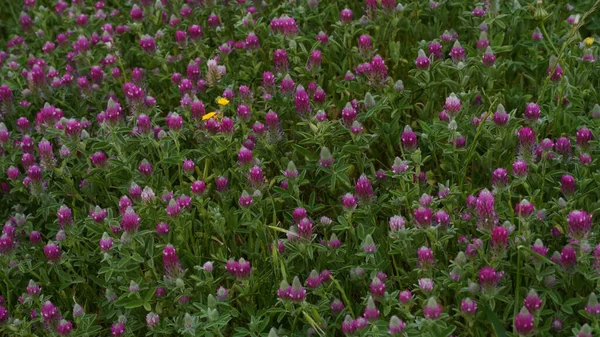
[202,112,218,121]
[584,37,594,48]
[216,97,229,106]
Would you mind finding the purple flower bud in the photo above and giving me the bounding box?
[110,321,126,337]
[482,46,496,66]
[514,307,534,335]
[461,298,477,315]
[445,93,461,115]
[415,49,430,69]
[524,102,540,121]
[512,159,528,177]
[576,127,593,148]
[146,312,160,328]
[41,300,59,322]
[523,289,542,313]
[99,232,113,251]
[363,296,380,320]
[423,297,443,319]
[369,276,386,297]
[401,125,418,150]
[340,8,353,23]
[560,244,577,269]
[450,41,465,62]
[417,246,434,268]
[331,298,345,313]
[515,199,534,217]
[44,241,62,262]
[568,210,593,240]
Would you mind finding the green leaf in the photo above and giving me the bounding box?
[484,303,507,337]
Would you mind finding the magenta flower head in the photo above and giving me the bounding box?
[418,277,434,293]
[423,297,442,319]
[530,239,548,262]
[216,176,228,192]
[461,298,477,315]
[363,296,380,320]
[26,279,41,296]
[493,104,509,125]
[491,226,508,251]
[41,300,59,322]
[415,49,430,69]
[515,199,534,217]
[237,192,253,208]
[476,31,490,51]
[156,222,169,236]
[532,27,543,41]
[341,315,357,335]
[384,316,405,335]
[44,241,62,262]
[56,205,73,227]
[163,244,183,279]
[401,125,418,150]
[475,189,497,230]
[121,207,141,233]
[413,206,433,228]
[555,137,571,156]
[146,312,160,328]
[288,277,306,302]
[362,234,376,253]
[392,157,409,174]
[433,210,450,228]
[547,56,563,81]
[568,210,593,240]
[524,102,540,121]
[305,270,322,289]
[56,319,73,335]
[138,159,153,175]
[110,321,126,337]
[445,93,461,115]
[576,127,594,148]
[428,40,443,59]
[560,174,576,196]
[369,276,386,297]
[560,244,577,269]
[99,232,113,251]
[139,35,156,53]
[449,41,465,62]
[90,152,108,168]
[277,279,291,300]
[273,49,289,73]
[398,289,412,304]
[585,293,600,316]
[216,286,229,301]
[514,307,534,335]
[523,289,543,313]
[358,34,372,56]
[341,193,358,211]
[482,46,496,66]
[294,85,311,116]
[355,174,374,201]
[512,159,528,177]
[417,246,434,268]
[340,8,353,23]
[478,266,502,290]
[550,318,562,330]
[517,127,536,148]
[492,168,508,187]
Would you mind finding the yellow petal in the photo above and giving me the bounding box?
[217,97,230,106]
[584,37,594,47]
[202,112,217,120]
